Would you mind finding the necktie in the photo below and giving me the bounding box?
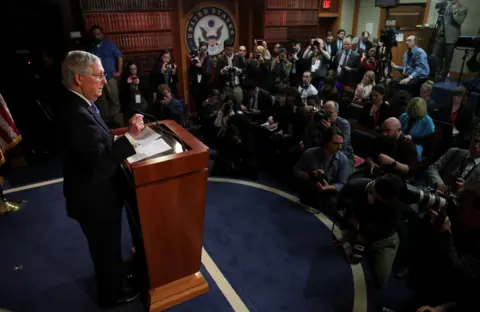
[92,104,100,115]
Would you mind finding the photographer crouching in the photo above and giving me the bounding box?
[337,175,405,288]
[403,175,480,311]
[293,127,350,215]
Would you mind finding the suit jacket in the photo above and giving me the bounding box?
[358,39,372,53]
[359,101,392,130]
[434,103,473,136]
[441,1,468,44]
[150,65,179,96]
[215,54,246,89]
[334,50,361,87]
[242,88,273,112]
[55,88,136,221]
[325,42,338,62]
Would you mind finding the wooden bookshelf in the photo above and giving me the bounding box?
[264,0,319,44]
[80,0,174,71]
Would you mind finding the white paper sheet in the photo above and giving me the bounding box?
[135,127,161,147]
[127,138,172,163]
[365,23,374,36]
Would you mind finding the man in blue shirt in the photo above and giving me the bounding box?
[89,25,124,127]
[294,127,350,215]
[391,36,430,96]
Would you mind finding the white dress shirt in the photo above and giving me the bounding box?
[68,89,136,146]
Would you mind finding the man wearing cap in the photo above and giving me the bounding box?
[338,174,406,288]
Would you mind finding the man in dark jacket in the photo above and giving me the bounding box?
[55,50,144,308]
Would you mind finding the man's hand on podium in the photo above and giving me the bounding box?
[128,114,145,139]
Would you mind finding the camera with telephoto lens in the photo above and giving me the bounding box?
[403,183,459,227]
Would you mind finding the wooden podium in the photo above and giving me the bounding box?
[113,120,210,311]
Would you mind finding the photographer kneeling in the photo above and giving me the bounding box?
[338,174,405,288]
[404,176,480,311]
[293,127,350,215]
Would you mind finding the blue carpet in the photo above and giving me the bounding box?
[204,181,356,312]
[0,183,232,312]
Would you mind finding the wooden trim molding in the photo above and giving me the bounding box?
[177,0,188,108]
[352,0,360,36]
[423,0,431,25]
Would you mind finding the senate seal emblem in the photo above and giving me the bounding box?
[185,6,237,56]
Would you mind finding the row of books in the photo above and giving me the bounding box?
[264,11,318,26]
[104,32,173,53]
[84,12,172,33]
[266,0,319,9]
[264,26,318,42]
[81,0,171,11]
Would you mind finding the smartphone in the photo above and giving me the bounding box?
[255,39,263,45]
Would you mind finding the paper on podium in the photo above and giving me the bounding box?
[136,127,161,146]
[127,127,172,163]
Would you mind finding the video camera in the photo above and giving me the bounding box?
[435,0,447,15]
[380,27,398,48]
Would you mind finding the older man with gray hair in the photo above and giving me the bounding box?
[321,100,354,167]
[55,50,143,308]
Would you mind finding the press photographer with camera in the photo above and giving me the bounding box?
[270,47,292,91]
[216,39,246,105]
[189,41,214,108]
[433,0,468,78]
[302,38,331,87]
[150,49,178,98]
[337,174,405,288]
[293,127,350,214]
[404,175,480,311]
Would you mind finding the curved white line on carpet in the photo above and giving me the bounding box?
[4,176,368,311]
[208,177,368,312]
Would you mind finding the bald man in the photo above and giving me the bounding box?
[367,117,418,177]
[391,36,429,96]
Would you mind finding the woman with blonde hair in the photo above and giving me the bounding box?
[400,97,435,159]
[420,80,436,114]
[353,70,375,104]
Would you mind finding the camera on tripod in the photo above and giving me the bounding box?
[435,0,447,15]
[380,27,398,48]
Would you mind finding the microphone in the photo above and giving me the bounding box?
[133,109,187,151]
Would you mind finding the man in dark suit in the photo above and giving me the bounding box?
[55,50,144,308]
[358,31,373,53]
[334,29,346,54]
[215,39,246,106]
[334,38,361,88]
[324,31,338,69]
[241,79,274,121]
